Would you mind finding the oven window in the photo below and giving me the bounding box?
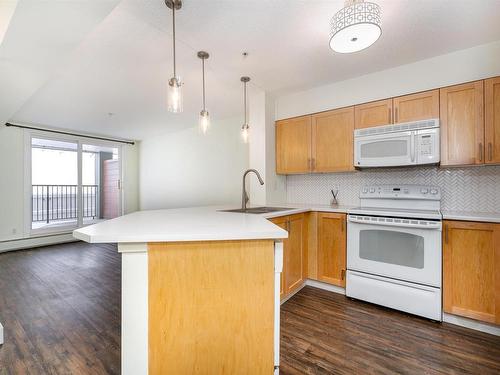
[359,230,424,269]
[360,140,408,158]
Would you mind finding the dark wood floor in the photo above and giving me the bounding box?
[0,242,121,375]
[1,243,499,374]
[281,287,500,375]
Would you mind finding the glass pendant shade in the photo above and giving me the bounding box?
[329,0,381,53]
[199,110,210,134]
[241,124,249,144]
[167,77,183,113]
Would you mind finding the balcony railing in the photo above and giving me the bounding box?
[32,185,98,223]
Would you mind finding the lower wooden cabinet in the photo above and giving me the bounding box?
[317,213,347,287]
[443,220,500,324]
[270,213,307,299]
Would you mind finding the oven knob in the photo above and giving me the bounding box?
[362,188,368,193]
[430,189,438,195]
[369,188,375,193]
[421,188,429,194]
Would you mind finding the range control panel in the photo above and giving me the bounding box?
[360,185,441,200]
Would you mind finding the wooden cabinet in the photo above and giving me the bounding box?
[317,213,346,287]
[443,220,500,324]
[440,81,484,166]
[393,90,439,123]
[311,107,355,173]
[354,99,392,129]
[485,77,500,164]
[270,213,307,299]
[276,116,312,174]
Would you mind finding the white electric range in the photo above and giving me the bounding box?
[346,185,443,321]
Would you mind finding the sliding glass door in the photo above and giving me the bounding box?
[29,134,122,235]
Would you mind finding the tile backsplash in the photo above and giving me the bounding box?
[286,166,500,213]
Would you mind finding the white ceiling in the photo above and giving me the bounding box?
[3,0,500,140]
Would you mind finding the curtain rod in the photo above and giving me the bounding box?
[4,122,135,145]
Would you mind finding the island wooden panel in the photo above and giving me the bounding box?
[148,240,275,374]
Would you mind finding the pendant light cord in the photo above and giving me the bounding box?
[202,58,206,110]
[243,81,247,125]
[172,5,176,78]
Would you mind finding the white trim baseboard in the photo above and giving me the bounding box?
[443,313,500,337]
[305,279,346,295]
[0,233,77,253]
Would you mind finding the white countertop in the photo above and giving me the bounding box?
[441,210,500,223]
[72,204,355,244]
[73,206,293,243]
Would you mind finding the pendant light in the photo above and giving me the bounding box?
[241,76,250,144]
[329,0,381,54]
[165,0,183,113]
[197,51,210,134]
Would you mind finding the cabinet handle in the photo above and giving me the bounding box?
[388,108,391,123]
[307,158,311,171]
[479,143,483,162]
[395,107,398,123]
[444,225,449,244]
[489,142,493,161]
[341,269,346,280]
[312,158,316,170]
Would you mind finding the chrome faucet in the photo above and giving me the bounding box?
[242,169,264,210]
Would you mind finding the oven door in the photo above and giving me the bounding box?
[347,215,442,287]
[354,131,416,167]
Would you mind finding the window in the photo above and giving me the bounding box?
[28,134,122,235]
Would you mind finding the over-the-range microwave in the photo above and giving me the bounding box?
[354,118,440,168]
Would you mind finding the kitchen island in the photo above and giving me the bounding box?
[73,206,288,375]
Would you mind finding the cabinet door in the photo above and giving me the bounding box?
[317,213,346,287]
[440,81,484,166]
[269,216,287,299]
[443,221,500,324]
[354,99,393,129]
[275,116,312,174]
[312,107,355,172]
[393,89,439,123]
[485,77,500,164]
[285,214,306,295]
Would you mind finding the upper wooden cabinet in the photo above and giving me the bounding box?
[311,107,355,173]
[393,90,439,123]
[485,77,500,164]
[317,213,346,287]
[276,116,311,174]
[354,99,392,129]
[443,220,500,324]
[440,81,484,166]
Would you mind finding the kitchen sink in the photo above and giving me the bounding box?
[219,206,294,214]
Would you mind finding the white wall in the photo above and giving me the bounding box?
[0,125,139,251]
[247,88,287,206]
[276,40,500,119]
[0,126,25,241]
[139,117,248,210]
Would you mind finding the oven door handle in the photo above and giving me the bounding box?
[348,215,441,230]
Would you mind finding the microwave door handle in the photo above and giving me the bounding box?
[410,132,416,163]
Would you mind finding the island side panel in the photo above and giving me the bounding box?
[148,240,275,375]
